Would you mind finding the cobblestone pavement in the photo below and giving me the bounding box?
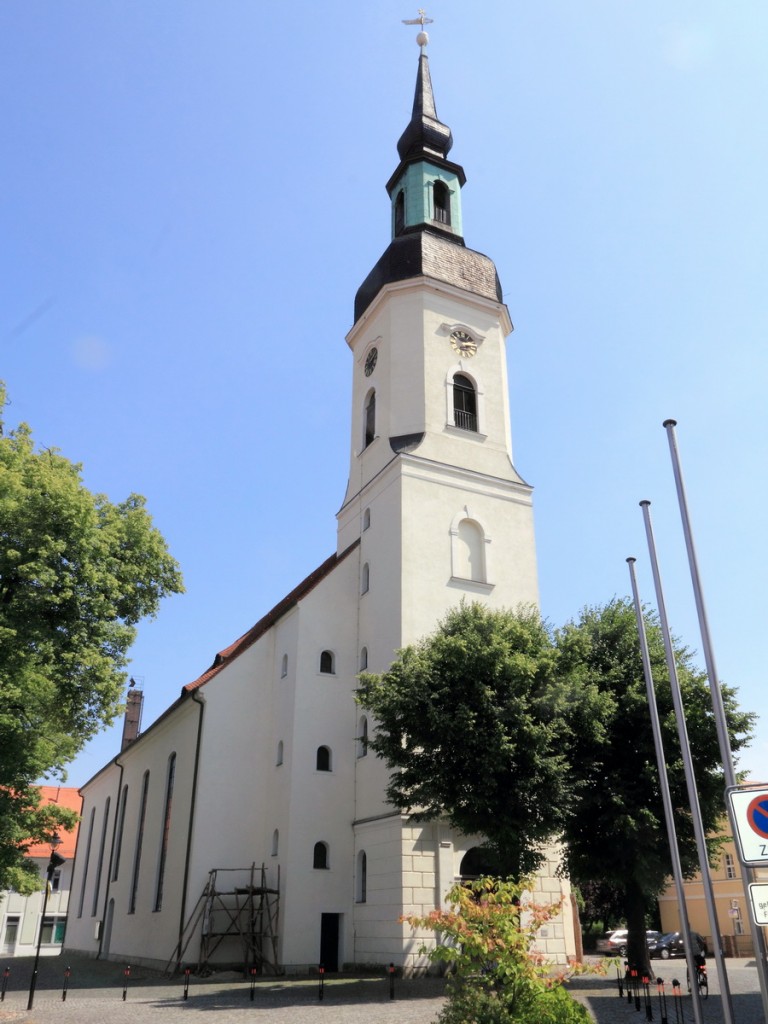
[0,954,765,1023]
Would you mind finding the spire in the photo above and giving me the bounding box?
[396,51,453,161]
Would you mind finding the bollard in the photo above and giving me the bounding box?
[318,963,325,1001]
[671,979,682,1024]
[249,965,257,1002]
[616,963,624,998]
[389,962,395,1001]
[641,971,652,1020]
[63,965,71,1002]
[631,965,640,1011]
[656,977,668,1024]
[183,966,191,1001]
[1,966,9,1002]
[626,963,633,1004]
[122,964,131,1001]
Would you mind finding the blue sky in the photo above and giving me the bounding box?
[2,2,767,786]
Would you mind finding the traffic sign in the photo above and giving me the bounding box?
[748,884,768,927]
[727,786,768,866]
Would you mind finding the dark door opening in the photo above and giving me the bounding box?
[320,913,340,972]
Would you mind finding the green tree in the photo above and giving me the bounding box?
[357,602,592,878]
[556,599,754,970]
[0,385,183,890]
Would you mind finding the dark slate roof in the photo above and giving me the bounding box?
[354,230,503,323]
[397,52,453,162]
[183,539,360,694]
[390,432,425,454]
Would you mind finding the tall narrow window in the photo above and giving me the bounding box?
[129,771,150,914]
[433,181,451,225]
[394,190,405,234]
[361,562,370,594]
[280,654,288,678]
[316,745,332,771]
[313,841,329,869]
[455,518,486,582]
[359,647,368,671]
[725,853,737,879]
[453,374,477,431]
[364,390,376,447]
[357,715,369,758]
[77,807,96,918]
[362,508,371,531]
[113,785,128,881]
[272,829,279,857]
[154,754,176,911]
[357,850,367,902]
[276,740,284,766]
[92,797,111,917]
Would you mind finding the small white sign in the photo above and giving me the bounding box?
[748,884,768,926]
[727,786,768,867]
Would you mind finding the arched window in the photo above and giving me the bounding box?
[455,518,485,582]
[357,850,368,903]
[77,806,95,918]
[129,770,150,914]
[394,190,405,235]
[280,654,288,678]
[316,745,332,772]
[459,846,502,881]
[453,374,477,432]
[272,829,279,857]
[313,841,329,870]
[364,390,376,447]
[112,784,128,881]
[362,507,371,531]
[357,715,369,758]
[359,646,368,671]
[276,740,284,766]
[433,180,451,225]
[154,753,176,911]
[319,650,335,674]
[361,563,370,595]
[92,796,111,917]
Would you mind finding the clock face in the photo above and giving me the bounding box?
[364,348,378,376]
[450,329,477,357]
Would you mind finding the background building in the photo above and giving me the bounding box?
[64,40,577,973]
[0,786,81,958]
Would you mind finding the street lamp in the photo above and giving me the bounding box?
[27,832,66,1010]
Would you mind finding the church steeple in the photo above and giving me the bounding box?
[353,39,501,325]
[396,51,453,162]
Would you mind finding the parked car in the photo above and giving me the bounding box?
[596,929,662,957]
[648,931,707,959]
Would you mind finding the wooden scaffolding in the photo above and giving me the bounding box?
[167,863,281,976]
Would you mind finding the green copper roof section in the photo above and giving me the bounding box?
[390,162,463,239]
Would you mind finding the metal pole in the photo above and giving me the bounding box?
[640,501,736,1024]
[664,417,768,1019]
[627,557,704,1024]
[27,860,53,1010]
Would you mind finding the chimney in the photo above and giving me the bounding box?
[121,678,144,751]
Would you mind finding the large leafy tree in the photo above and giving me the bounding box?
[0,386,184,891]
[556,599,754,968]
[357,602,595,878]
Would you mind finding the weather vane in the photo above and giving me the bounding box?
[402,9,433,48]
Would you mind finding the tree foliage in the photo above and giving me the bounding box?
[357,603,594,877]
[555,598,754,968]
[404,877,595,1024]
[0,385,184,888]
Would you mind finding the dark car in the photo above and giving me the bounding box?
[649,931,707,959]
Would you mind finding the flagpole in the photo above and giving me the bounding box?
[663,418,768,1018]
[640,500,735,1024]
[626,556,704,1024]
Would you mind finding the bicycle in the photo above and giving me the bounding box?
[687,953,708,1000]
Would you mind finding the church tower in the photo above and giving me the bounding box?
[338,35,539,651]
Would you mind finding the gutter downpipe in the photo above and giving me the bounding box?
[177,689,206,970]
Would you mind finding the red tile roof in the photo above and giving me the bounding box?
[26,786,82,859]
[183,541,360,694]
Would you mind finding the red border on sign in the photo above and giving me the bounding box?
[746,794,768,839]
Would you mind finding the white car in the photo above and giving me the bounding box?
[596,929,662,957]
